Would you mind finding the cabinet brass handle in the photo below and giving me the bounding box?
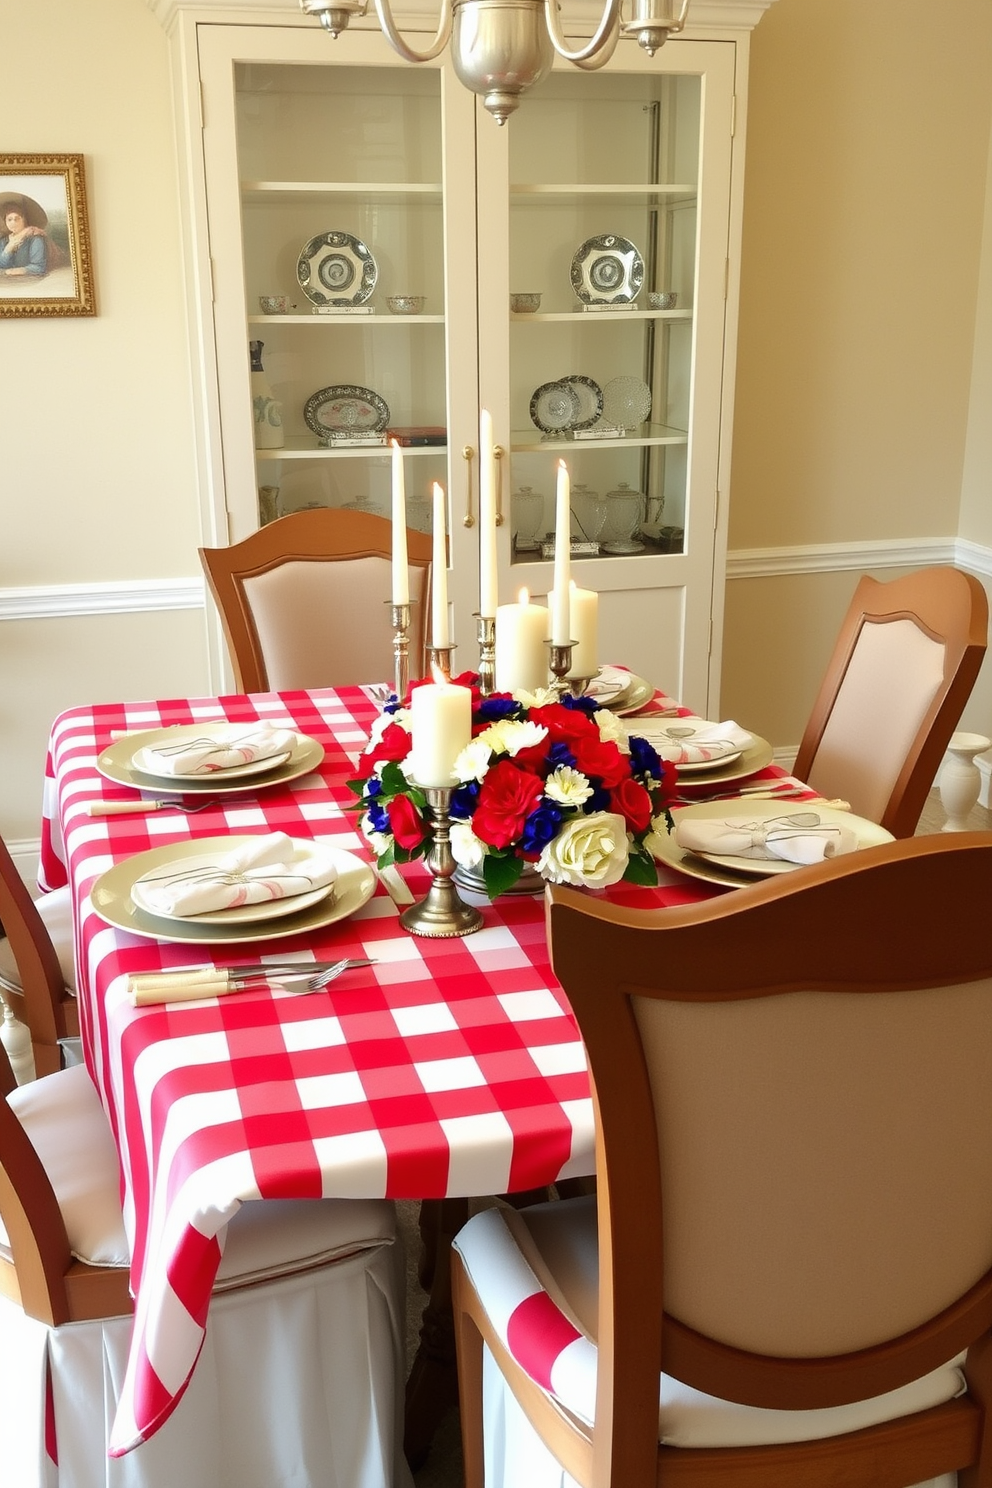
[462,445,476,528]
[494,444,505,526]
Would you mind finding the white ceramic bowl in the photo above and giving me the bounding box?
[648,291,678,311]
[510,293,541,314]
[259,295,292,314]
[387,295,426,315]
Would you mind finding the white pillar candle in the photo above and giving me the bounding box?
[391,440,409,605]
[479,409,498,618]
[566,582,598,679]
[408,680,472,787]
[431,481,450,648]
[551,460,571,644]
[495,589,549,695]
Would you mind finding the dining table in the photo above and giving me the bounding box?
[37,678,795,1461]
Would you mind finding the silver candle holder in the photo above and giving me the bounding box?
[476,614,496,696]
[546,639,577,697]
[399,786,484,938]
[426,645,456,682]
[388,601,412,701]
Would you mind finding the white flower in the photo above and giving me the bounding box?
[543,765,594,807]
[453,737,494,784]
[359,813,392,858]
[366,708,411,748]
[477,719,548,757]
[515,686,558,709]
[642,814,673,860]
[450,819,488,869]
[537,811,629,888]
[596,709,630,753]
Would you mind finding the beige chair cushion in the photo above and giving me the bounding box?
[3,1065,396,1284]
[0,884,76,995]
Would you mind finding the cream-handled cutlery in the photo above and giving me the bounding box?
[88,798,220,816]
[128,957,377,1006]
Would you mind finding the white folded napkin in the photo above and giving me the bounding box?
[137,725,297,777]
[135,833,336,917]
[634,718,753,766]
[675,812,858,866]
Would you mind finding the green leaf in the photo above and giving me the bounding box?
[623,849,658,887]
[379,761,409,795]
[483,853,526,899]
[345,778,368,799]
[378,842,396,867]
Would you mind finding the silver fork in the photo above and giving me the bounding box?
[269,958,377,995]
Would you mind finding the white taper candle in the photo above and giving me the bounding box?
[479,410,498,618]
[431,481,450,648]
[391,440,409,605]
[551,460,571,644]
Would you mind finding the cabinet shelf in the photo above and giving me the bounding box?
[510,184,697,205]
[255,439,445,462]
[512,423,688,453]
[510,309,691,323]
[247,313,445,325]
[242,181,443,203]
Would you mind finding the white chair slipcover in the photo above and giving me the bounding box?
[1,1064,413,1488]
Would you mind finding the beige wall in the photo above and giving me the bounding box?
[2,1,210,838]
[723,0,992,749]
[960,105,992,549]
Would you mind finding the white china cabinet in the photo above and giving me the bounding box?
[158,0,772,711]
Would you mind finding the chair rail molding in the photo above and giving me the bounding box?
[0,579,205,622]
[726,536,992,581]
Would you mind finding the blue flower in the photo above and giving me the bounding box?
[546,740,576,771]
[520,803,563,853]
[450,782,481,819]
[367,798,391,834]
[478,695,522,723]
[587,785,612,813]
[382,693,402,714]
[560,694,599,717]
[366,777,383,799]
[628,735,663,780]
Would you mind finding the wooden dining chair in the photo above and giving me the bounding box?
[0,1040,408,1487]
[0,832,78,1080]
[792,566,988,837]
[199,506,434,692]
[452,833,992,1488]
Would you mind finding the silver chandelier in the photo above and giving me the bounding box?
[300,0,691,124]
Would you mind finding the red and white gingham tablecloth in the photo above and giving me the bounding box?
[40,684,727,1454]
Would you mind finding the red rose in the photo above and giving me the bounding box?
[387,793,428,850]
[356,721,413,781]
[473,759,544,850]
[527,703,597,746]
[609,777,653,834]
[571,736,628,789]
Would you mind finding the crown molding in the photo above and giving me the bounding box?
[146,0,776,37]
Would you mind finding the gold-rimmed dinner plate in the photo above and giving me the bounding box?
[130,842,339,926]
[586,667,655,715]
[92,839,376,944]
[652,799,893,890]
[654,732,775,789]
[626,718,745,774]
[97,727,325,796]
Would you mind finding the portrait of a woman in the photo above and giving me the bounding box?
[0,192,66,279]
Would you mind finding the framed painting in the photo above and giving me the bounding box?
[0,154,95,318]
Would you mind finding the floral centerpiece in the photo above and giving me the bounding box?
[349,674,677,898]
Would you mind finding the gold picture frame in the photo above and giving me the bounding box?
[0,154,95,318]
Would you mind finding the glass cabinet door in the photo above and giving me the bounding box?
[477,39,735,711]
[197,25,480,652]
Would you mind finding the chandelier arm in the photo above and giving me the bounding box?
[372,0,453,63]
[543,0,622,65]
[570,21,622,69]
